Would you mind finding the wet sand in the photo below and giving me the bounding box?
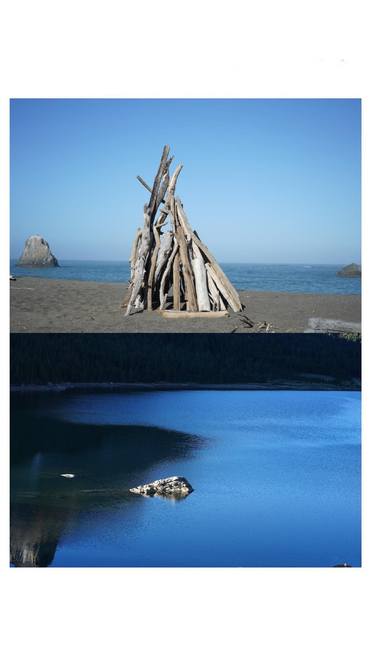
[10,277,361,333]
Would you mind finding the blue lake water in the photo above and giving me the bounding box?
[10,260,361,294]
[11,390,361,567]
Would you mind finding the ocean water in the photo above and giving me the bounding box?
[9,260,361,294]
[11,389,361,567]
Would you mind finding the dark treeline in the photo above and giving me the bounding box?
[10,334,361,386]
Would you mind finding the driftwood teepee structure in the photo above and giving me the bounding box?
[125,145,243,316]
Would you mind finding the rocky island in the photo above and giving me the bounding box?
[129,476,194,498]
[17,235,59,267]
[337,263,361,277]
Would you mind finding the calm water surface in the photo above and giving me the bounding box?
[11,390,361,567]
[10,260,361,295]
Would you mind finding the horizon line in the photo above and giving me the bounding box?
[10,258,361,266]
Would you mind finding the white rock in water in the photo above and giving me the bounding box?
[17,235,59,267]
[60,473,75,479]
[129,476,193,498]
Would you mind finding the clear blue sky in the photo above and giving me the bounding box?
[10,99,361,263]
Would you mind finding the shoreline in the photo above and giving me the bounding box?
[10,379,361,393]
[10,277,361,333]
[9,272,361,295]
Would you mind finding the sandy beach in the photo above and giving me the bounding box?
[10,277,361,333]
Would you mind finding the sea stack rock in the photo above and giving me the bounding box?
[17,235,59,267]
[337,263,361,277]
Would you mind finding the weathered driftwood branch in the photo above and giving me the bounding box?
[136,155,174,205]
[206,262,233,311]
[155,231,173,282]
[146,223,161,310]
[122,228,140,307]
[159,241,179,309]
[136,175,153,196]
[175,223,197,312]
[161,310,228,319]
[191,241,210,311]
[206,264,226,310]
[130,227,142,282]
[173,251,181,310]
[148,145,170,221]
[126,206,152,315]
[155,167,171,211]
[168,164,183,193]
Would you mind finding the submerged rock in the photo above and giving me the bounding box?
[129,476,193,498]
[337,263,361,277]
[17,235,59,267]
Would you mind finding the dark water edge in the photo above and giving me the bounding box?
[10,381,361,393]
[9,260,361,295]
[11,333,361,387]
[10,389,361,567]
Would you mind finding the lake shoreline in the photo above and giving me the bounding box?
[10,378,361,393]
[10,276,361,333]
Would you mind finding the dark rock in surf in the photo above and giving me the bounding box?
[129,476,193,498]
[337,263,361,277]
[17,235,59,267]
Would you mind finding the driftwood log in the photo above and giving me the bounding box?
[124,145,243,315]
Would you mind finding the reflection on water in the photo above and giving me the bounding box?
[10,390,361,567]
[11,503,70,567]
